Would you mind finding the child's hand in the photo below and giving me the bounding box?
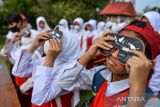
[27,31,50,53]
[43,38,62,67]
[46,38,62,58]
[78,32,115,66]
[126,50,153,90]
[32,31,50,48]
[12,33,22,43]
[87,33,115,57]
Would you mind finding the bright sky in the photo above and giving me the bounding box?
[135,0,160,13]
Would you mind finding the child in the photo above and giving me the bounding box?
[36,16,51,33]
[37,20,160,106]
[12,26,81,107]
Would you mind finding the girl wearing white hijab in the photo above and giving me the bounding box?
[59,18,69,31]
[97,21,105,36]
[141,11,160,33]
[36,16,51,33]
[72,17,84,41]
[140,11,160,95]
[104,21,113,32]
[12,26,81,107]
[81,19,99,55]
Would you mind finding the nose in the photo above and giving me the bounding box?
[111,48,119,59]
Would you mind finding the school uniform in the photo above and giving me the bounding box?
[81,19,99,55]
[53,62,160,107]
[36,16,51,33]
[12,26,81,107]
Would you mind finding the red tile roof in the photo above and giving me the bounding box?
[99,2,136,17]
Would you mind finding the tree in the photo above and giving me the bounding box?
[0,0,109,34]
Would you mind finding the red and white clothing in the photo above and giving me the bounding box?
[12,26,81,107]
[81,19,98,55]
[56,63,160,106]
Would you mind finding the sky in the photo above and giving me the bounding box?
[135,0,160,13]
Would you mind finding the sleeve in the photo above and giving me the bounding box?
[31,63,83,105]
[31,60,105,105]
[12,49,35,77]
[0,39,13,56]
[149,55,160,93]
[31,65,61,105]
[58,63,105,91]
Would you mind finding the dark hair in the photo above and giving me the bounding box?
[4,13,22,25]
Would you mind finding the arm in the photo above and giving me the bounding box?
[12,49,34,77]
[32,62,105,106]
[31,34,114,105]
[12,32,50,77]
[59,35,115,90]
[126,50,153,107]
[31,38,62,105]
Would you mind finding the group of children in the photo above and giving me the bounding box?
[1,11,160,107]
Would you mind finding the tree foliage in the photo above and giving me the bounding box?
[0,0,109,34]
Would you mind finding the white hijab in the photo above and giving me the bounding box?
[73,17,84,40]
[36,16,51,33]
[97,21,105,34]
[44,26,80,64]
[104,21,112,30]
[73,17,84,30]
[142,11,160,32]
[59,19,69,31]
[84,19,98,37]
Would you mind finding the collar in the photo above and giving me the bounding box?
[100,70,129,96]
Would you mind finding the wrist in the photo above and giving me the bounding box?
[130,84,146,93]
[43,55,55,67]
[87,46,97,57]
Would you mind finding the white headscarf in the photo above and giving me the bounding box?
[104,21,113,30]
[142,11,160,32]
[44,26,80,64]
[80,19,98,55]
[97,21,105,34]
[36,16,51,33]
[73,17,84,30]
[72,17,85,40]
[84,19,98,37]
[59,19,69,31]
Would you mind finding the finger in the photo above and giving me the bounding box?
[100,36,116,41]
[97,43,111,50]
[42,33,50,38]
[55,38,62,49]
[97,40,113,49]
[101,31,113,37]
[39,36,49,41]
[131,56,142,62]
[50,39,57,49]
[125,63,130,74]
[54,39,61,50]
[129,50,146,59]
[127,58,138,66]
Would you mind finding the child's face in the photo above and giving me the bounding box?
[39,21,45,29]
[105,30,140,74]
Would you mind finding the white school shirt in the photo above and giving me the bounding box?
[12,50,160,106]
[12,50,80,106]
[149,55,160,94]
[57,62,160,106]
